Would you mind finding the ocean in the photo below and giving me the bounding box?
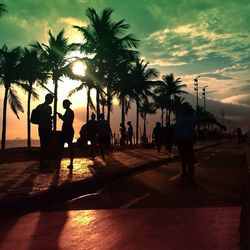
[1,140,40,149]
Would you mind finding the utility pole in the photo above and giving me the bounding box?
[194,76,200,111]
[202,85,208,111]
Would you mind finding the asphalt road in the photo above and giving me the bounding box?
[56,142,246,210]
[0,142,247,250]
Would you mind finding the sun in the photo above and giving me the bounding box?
[72,61,86,76]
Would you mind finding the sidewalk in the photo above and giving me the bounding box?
[0,141,223,216]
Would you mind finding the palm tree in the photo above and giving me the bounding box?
[33,29,75,130]
[112,61,134,125]
[130,59,159,144]
[139,100,157,144]
[0,45,24,149]
[18,47,48,147]
[74,7,138,123]
[0,2,7,17]
[155,73,187,124]
[68,59,96,122]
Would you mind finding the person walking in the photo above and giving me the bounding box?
[97,113,112,159]
[174,103,226,186]
[35,93,54,169]
[57,99,74,170]
[127,121,133,147]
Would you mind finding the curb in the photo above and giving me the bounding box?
[0,141,225,218]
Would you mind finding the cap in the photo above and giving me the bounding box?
[63,99,72,106]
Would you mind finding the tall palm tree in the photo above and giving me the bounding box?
[139,101,157,144]
[74,7,138,123]
[112,61,134,125]
[130,59,159,144]
[0,2,7,17]
[155,73,187,124]
[0,45,24,149]
[18,47,48,147]
[33,29,75,130]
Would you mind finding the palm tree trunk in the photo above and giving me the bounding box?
[107,86,111,124]
[168,109,171,125]
[143,117,147,143]
[96,88,100,120]
[161,108,164,126]
[102,103,105,115]
[1,87,9,149]
[53,79,58,131]
[121,96,125,125]
[136,99,139,144]
[86,87,90,122]
[27,86,32,148]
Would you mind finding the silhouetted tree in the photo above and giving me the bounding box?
[0,2,7,17]
[155,73,187,124]
[18,47,49,147]
[33,29,76,130]
[74,7,138,123]
[0,45,23,149]
[140,100,157,144]
[130,59,159,144]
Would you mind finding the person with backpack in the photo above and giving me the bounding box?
[32,93,54,169]
[57,99,75,170]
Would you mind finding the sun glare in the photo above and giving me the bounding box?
[72,61,86,76]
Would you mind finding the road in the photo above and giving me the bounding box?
[0,142,247,250]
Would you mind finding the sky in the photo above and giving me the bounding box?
[0,0,250,140]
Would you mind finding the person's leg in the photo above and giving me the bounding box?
[68,141,74,169]
[39,129,50,168]
[186,143,195,180]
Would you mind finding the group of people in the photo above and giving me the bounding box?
[79,112,112,159]
[119,121,133,149]
[34,94,226,187]
[152,122,174,156]
[152,103,226,186]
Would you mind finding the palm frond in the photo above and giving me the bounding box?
[8,88,24,119]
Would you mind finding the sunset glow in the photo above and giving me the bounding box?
[72,61,86,76]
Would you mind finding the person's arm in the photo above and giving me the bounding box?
[57,112,64,120]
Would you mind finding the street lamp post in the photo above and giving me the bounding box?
[194,76,200,111]
[202,85,208,111]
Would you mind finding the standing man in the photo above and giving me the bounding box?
[57,99,75,170]
[37,93,54,169]
[127,121,133,147]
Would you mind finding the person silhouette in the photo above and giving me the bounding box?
[119,123,127,150]
[86,112,98,158]
[152,122,163,153]
[127,121,133,147]
[97,113,112,159]
[174,103,226,186]
[36,93,54,169]
[57,99,74,170]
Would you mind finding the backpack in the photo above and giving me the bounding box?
[30,106,41,124]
